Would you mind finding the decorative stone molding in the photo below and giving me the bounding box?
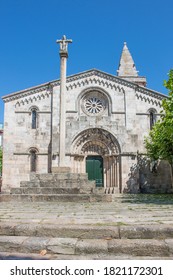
[66,70,128,91]
[15,91,51,108]
[72,128,121,155]
[2,83,53,103]
[66,76,125,93]
[136,92,162,107]
[81,140,109,155]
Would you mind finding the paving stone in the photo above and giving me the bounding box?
[108,239,170,257]
[165,239,173,254]
[34,225,119,239]
[0,236,28,252]
[0,252,51,260]
[14,224,38,236]
[0,223,16,236]
[120,225,173,239]
[47,238,77,254]
[22,237,50,253]
[76,239,108,254]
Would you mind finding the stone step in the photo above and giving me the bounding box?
[0,193,112,202]
[30,173,89,181]
[0,235,172,257]
[1,223,173,240]
[11,187,81,195]
[1,252,172,260]
[20,180,94,189]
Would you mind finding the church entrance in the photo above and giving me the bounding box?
[71,128,122,193]
[86,156,103,187]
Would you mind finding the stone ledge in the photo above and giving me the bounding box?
[0,236,172,257]
[0,194,112,202]
[1,223,173,240]
[120,225,173,239]
[107,239,169,257]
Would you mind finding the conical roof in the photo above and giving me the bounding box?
[117,42,138,77]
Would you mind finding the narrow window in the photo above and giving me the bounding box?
[30,150,37,172]
[32,110,37,129]
[149,110,156,129]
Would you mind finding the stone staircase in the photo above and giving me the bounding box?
[1,172,111,202]
[0,223,173,259]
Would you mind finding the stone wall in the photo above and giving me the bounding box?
[1,70,167,193]
[124,156,173,194]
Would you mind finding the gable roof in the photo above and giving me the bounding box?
[2,69,166,103]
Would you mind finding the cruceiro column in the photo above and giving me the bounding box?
[56,35,72,167]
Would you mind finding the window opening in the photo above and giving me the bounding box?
[30,150,37,172]
[32,110,37,129]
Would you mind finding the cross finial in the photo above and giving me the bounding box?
[56,35,72,53]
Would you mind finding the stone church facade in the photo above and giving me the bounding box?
[1,42,171,194]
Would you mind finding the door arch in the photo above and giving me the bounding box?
[71,128,121,193]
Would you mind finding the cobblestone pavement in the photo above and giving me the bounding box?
[0,194,173,226]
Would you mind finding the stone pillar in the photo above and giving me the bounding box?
[59,51,67,166]
[55,35,72,172]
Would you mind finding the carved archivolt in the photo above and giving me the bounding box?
[72,128,120,155]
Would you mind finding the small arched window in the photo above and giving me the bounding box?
[32,110,37,129]
[30,149,37,172]
[30,107,39,129]
[149,109,157,130]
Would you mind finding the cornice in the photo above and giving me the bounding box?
[2,82,55,103]
[2,69,167,103]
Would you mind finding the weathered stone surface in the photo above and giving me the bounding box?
[108,239,169,256]
[34,225,119,239]
[10,188,22,194]
[15,224,38,236]
[165,239,173,254]
[0,223,16,236]
[120,225,173,239]
[47,238,77,254]
[52,167,71,173]
[76,239,108,254]
[0,199,173,258]
[90,194,112,202]
[22,237,50,253]
[0,236,28,252]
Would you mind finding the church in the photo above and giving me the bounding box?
[1,37,172,196]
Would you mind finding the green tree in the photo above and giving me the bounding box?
[0,147,2,176]
[145,69,173,185]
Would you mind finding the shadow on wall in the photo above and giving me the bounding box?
[124,155,173,194]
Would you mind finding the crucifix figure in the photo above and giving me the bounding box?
[56,35,72,52]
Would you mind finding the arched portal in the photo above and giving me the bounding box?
[71,128,121,193]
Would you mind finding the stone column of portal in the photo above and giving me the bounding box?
[56,35,72,169]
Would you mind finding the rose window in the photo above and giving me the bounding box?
[84,97,105,114]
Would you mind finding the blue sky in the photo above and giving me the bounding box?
[0,0,173,123]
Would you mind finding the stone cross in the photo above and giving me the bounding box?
[56,35,72,53]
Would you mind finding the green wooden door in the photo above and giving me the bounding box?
[86,156,103,187]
